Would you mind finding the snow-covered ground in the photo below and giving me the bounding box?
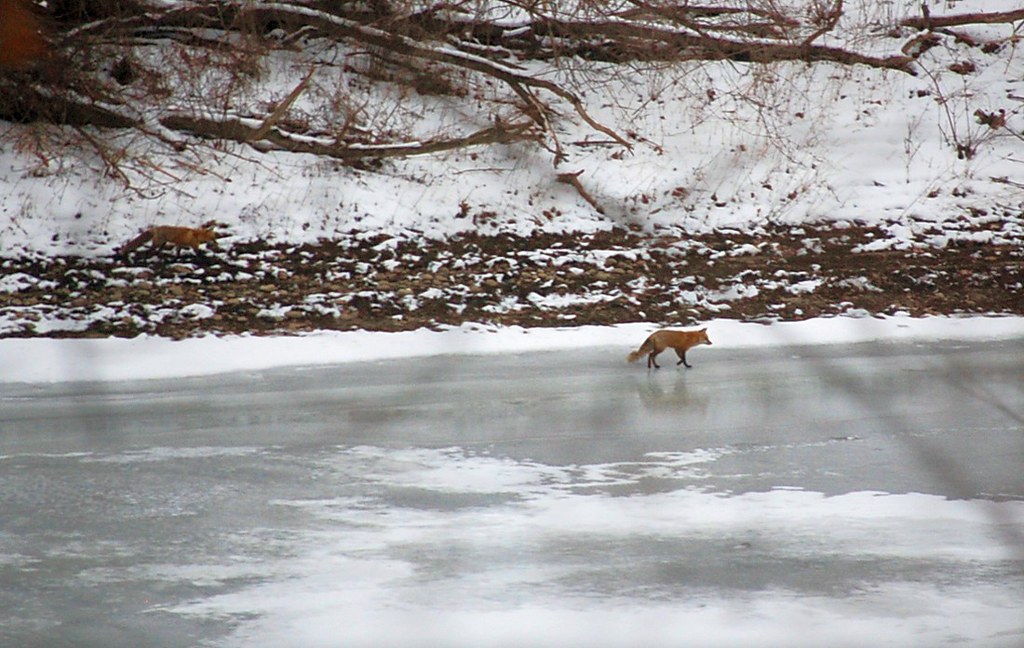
[2,314,1022,383]
[3,1,1023,345]
[0,1,1022,349]
[1,1,1023,259]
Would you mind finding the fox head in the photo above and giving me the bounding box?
[197,221,225,246]
[697,328,712,346]
[195,228,221,249]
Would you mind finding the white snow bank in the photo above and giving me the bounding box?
[1,315,1022,384]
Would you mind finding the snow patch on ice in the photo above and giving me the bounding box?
[163,444,1024,648]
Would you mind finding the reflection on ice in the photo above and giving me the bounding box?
[167,445,1024,648]
[80,446,268,464]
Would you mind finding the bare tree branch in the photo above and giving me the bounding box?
[243,2,634,151]
[557,169,603,213]
[15,0,1018,186]
[901,8,1024,30]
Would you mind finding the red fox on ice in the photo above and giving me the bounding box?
[627,328,712,369]
[119,221,222,258]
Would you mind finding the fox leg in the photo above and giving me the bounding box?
[648,349,661,369]
[194,248,213,266]
[675,349,693,368]
[675,349,692,368]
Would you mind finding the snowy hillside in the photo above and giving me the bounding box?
[1,0,1022,257]
[2,0,1024,344]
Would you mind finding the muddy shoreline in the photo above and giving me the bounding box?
[2,220,1022,339]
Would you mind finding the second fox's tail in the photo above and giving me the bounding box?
[119,230,153,256]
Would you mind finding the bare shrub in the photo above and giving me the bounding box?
[1,0,1021,193]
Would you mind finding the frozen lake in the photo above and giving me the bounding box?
[1,339,1023,647]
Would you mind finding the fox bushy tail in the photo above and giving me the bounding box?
[626,337,653,363]
[119,230,153,256]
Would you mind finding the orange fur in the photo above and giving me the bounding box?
[119,223,221,258]
[627,328,712,369]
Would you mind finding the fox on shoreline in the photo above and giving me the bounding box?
[118,221,222,259]
[627,328,712,369]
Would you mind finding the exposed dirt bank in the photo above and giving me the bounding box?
[2,218,1022,339]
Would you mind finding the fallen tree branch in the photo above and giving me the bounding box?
[0,79,137,127]
[520,16,914,72]
[556,169,603,213]
[66,2,236,40]
[160,112,539,160]
[901,8,1024,30]
[250,65,314,142]
[615,1,796,39]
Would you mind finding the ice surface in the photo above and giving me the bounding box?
[164,446,1024,648]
